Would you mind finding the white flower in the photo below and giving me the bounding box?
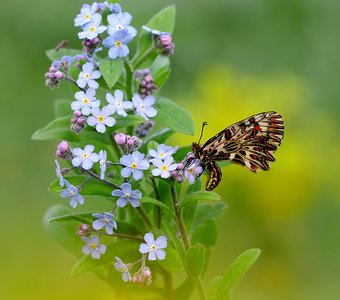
[82,235,106,259]
[71,144,100,170]
[151,156,178,179]
[106,90,133,117]
[139,232,167,261]
[132,94,157,120]
[87,106,116,133]
[71,88,100,115]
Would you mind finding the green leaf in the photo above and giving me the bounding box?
[173,145,192,162]
[54,99,71,118]
[133,5,176,66]
[154,97,195,135]
[49,175,115,198]
[146,140,159,152]
[193,202,227,230]
[191,220,218,247]
[141,196,176,219]
[113,115,145,130]
[71,240,138,278]
[150,56,171,89]
[158,245,183,272]
[162,221,186,262]
[180,191,221,209]
[99,58,123,89]
[185,243,207,278]
[45,48,83,61]
[48,211,94,224]
[209,249,261,300]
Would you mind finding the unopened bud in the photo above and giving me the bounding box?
[77,224,91,236]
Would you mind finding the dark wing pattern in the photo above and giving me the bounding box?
[206,162,222,191]
[201,111,284,176]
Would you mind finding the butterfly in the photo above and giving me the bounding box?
[192,111,284,191]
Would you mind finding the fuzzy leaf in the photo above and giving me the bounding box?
[99,58,123,89]
[185,243,207,278]
[150,56,171,89]
[209,249,261,300]
[54,99,71,118]
[158,245,183,272]
[45,48,83,61]
[180,191,221,209]
[154,97,195,135]
[193,201,227,230]
[191,219,218,247]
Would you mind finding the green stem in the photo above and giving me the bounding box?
[151,177,161,228]
[170,184,190,250]
[83,168,120,189]
[124,59,134,99]
[133,45,155,69]
[160,267,173,298]
[136,207,153,230]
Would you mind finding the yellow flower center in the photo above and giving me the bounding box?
[104,218,109,224]
[161,165,168,171]
[85,13,91,19]
[160,153,165,158]
[84,73,91,79]
[82,153,89,158]
[89,243,97,249]
[83,98,89,104]
[90,26,95,32]
[125,193,131,199]
[115,40,122,47]
[150,244,157,251]
[121,267,126,272]
[188,167,194,174]
[131,162,137,169]
[98,115,105,122]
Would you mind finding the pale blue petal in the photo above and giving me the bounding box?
[148,251,157,261]
[72,156,82,167]
[155,249,166,260]
[96,123,106,133]
[139,243,150,254]
[121,183,131,194]
[108,47,118,60]
[112,189,125,197]
[82,158,93,170]
[121,167,132,178]
[155,236,167,248]
[93,219,105,230]
[88,79,99,89]
[132,169,143,180]
[116,197,128,207]
[129,198,140,208]
[144,232,155,245]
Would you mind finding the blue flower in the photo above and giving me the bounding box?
[72,144,100,170]
[92,212,117,234]
[71,88,100,116]
[114,256,131,282]
[55,159,65,187]
[98,150,107,179]
[141,25,169,36]
[81,235,106,259]
[151,156,178,179]
[107,12,137,37]
[104,1,122,14]
[139,232,167,261]
[74,3,100,27]
[60,180,85,208]
[112,183,142,208]
[87,106,116,133]
[132,94,157,120]
[78,14,107,40]
[120,151,150,180]
[106,89,133,117]
[148,144,179,161]
[102,29,134,60]
[77,62,101,89]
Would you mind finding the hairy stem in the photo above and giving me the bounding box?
[170,184,190,250]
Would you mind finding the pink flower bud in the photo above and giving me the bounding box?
[49,66,57,73]
[74,110,82,117]
[55,71,64,79]
[91,37,100,44]
[114,133,126,145]
[77,117,86,125]
[143,268,151,278]
[57,140,69,153]
[160,35,172,45]
[177,163,184,170]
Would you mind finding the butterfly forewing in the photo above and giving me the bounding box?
[193,111,284,190]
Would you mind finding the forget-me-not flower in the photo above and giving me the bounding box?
[74,3,100,27]
[107,12,137,37]
[106,90,133,117]
[112,183,142,208]
[92,212,117,234]
[98,150,107,179]
[184,158,203,184]
[148,144,179,161]
[114,256,131,282]
[139,232,167,261]
[132,94,157,120]
[71,88,100,115]
[77,62,101,89]
[82,235,106,259]
[78,14,107,40]
[120,151,150,180]
[87,106,116,133]
[151,156,178,179]
[55,159,65,187]
[60,180,85,208]
[102,29,134,60]
[72,144,100,170]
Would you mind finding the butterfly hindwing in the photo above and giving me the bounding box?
[206,162,222,191]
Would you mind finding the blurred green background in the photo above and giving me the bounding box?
[1,0,340,299]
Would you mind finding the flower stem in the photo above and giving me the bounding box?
[170,184,190,250]
[151,177,161,228]
[65,76,85,92]
[124,59,134,99]
[136,207,153,230]
[83,168,120,189]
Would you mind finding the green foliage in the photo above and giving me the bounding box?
[158,245,183,273]
[46,48,83,61]
[99,58,123,89]
[154,97,195,135]
[208,249,261,300]
[186,243,207,278]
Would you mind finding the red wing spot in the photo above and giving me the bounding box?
[224,153,230,158]
[254,147,261,151]
[245,136,251,140]
[250,154,257,160]
[254,124,261,131]
[249,117,255,124]
[250,162,256,170]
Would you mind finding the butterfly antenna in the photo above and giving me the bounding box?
[198,121,208,144]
